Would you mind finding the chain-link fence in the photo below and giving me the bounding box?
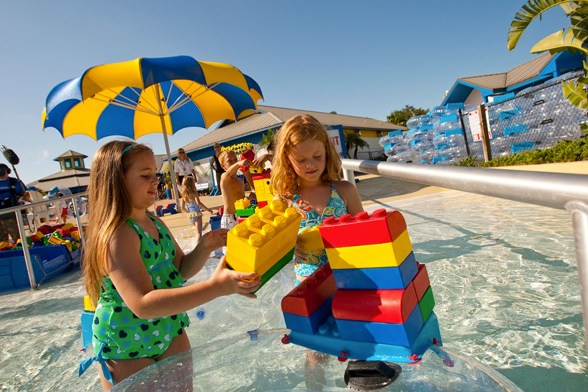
[380,71,587,164]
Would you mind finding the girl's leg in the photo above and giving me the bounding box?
[195,217,203,242]
[98,357,155,391]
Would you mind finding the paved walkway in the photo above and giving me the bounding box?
[158,161,588,238]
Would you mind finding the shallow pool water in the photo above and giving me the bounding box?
[0,190,586,391]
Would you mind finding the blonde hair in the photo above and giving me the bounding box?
[218,149,236,169]
[181,176,197,199]
[83,140,153,306]
[271,114,341,199]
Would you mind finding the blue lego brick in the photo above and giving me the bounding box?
[335,305,423,347]
[286,313,442,363]
[440,114,458,124]
[81,310,94,349]
[331,251,417,290]
[445,102,464,110]
[432,155,449,164]
[504,124,529,137]
[445,127,463,137]
[491,92,515,104]
[511,141,536,154]
[209,215,221,230]
[498,108,521,120]
[282,296,333,334]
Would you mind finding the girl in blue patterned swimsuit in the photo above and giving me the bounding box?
[80,141,261,390]
[271,114,364,284]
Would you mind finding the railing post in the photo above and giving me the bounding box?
[15,210,37,289]
[342,167,356,187]
[478,104,492,162]
[567,201,588,356]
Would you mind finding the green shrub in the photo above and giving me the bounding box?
[455,136,588,167]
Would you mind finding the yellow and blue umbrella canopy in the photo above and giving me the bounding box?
[42,55,264,139]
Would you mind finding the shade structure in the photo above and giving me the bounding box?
[41,55,263,206]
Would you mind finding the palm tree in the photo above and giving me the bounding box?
[508,1,588,109]
[345,132,369,159]
[258,130,276,148]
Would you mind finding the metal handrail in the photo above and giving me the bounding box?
[341,158,588,356]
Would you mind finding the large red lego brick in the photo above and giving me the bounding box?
[331,282,418,324]
[412,262,431,301]
[281,264,336,316]
[319,209,407,248]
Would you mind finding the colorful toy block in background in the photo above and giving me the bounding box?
[234,198,256,218]
[156,203,177,217]
[226,199,301,291]
[252,169,273,208]
[281,208,441,363]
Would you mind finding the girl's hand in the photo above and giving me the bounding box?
[199,229,228,252]
[211,257,261,298]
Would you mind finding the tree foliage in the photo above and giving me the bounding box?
[258,129,276,148]
[508,0,588,109]
[386,105,429,127]
[344,132,369,159]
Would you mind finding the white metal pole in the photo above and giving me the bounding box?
[15,210,37,289]
[154,86,182,210]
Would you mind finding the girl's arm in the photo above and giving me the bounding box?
[174,228,226,278]
[107,225,260,319]
[334,180,364,215]
[194,193,214,213]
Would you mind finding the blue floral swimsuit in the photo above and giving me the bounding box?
[291,185,348,280]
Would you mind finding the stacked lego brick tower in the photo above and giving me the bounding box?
[251,167,273,208]
[281,209,442,363]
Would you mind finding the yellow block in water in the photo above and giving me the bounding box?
[83,295,96,312]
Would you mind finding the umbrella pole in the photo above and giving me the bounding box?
[154,88,182,212]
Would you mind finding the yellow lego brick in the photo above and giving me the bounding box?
[227,199,301,276]
[250,166,264,174]
[234,198,251,210]
[83,295,96,312]
[326,230,413,269]
[298,226,324,254]
[253,177,273,204]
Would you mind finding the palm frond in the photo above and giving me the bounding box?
[562,79,588,109]
[508,0,573,50]
[530,27,588,54]
[569,5,588,42]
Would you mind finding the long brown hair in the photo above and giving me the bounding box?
[271,114,341,199]
[83,140,153,306]
[180,175,197,200]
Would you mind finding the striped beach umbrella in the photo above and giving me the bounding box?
[41,55,263,204]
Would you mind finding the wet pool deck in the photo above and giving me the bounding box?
[157,161,588,239]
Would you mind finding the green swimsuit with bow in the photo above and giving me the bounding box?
[91,215,190,360]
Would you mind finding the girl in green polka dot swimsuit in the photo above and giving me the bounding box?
[79,141,261,390]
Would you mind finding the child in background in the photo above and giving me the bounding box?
[181,176,214,243]
[79,141,260,390]
[218,150,252,230]
[271,114,364,284]
[56,192,68,224]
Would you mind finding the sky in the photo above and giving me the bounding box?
[0,1,571,185]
